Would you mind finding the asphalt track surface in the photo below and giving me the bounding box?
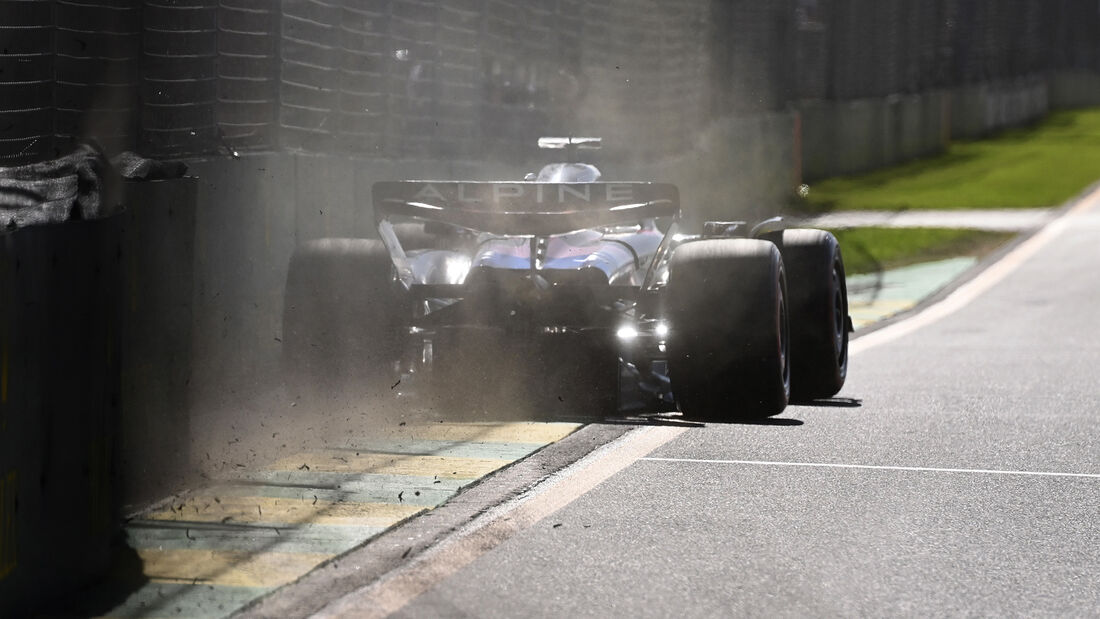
[292,190,1100,617]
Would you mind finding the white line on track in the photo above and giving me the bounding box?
[640,457,1100,479]
[315,425,688,618]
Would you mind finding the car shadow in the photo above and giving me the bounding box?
[597,413,804,427]
[727,416,804,426]
[794,397,863,408]
[436,398,865,428]
[597,413,707,428]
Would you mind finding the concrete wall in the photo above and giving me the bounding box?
[798,91,949,181]
[949,75,1049,139]
[1049,70,1100,109]
[796,73,1073,183]
[117,180,197,509]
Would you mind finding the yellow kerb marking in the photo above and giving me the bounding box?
[145,494,424,527]
[139,548,329,588]
[398,422,580,445]
[850,299,917,325]
[269,451,510,479]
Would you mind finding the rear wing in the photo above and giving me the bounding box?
[372,181,679,236]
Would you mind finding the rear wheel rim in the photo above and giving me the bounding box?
[780,277,791,396]
[832,263,845,362]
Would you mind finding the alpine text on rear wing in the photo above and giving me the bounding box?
[372,181,680,236]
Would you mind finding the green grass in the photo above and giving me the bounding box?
[830,227,1016,276]
[802,107,1100,212]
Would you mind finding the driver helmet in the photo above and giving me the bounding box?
[534,162,601,183]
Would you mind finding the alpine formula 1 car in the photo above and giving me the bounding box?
[283,137,851,420]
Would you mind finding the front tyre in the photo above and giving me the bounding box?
[666,239,790,420]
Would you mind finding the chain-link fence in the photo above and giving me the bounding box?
[1,0,1098,165]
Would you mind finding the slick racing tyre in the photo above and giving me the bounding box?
[282,238,402,399]
[666,239,790,420]
[765,229,849,401]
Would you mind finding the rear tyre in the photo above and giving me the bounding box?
[766,229,849,401]
[666,239,790,420]
[282,238,402,399]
